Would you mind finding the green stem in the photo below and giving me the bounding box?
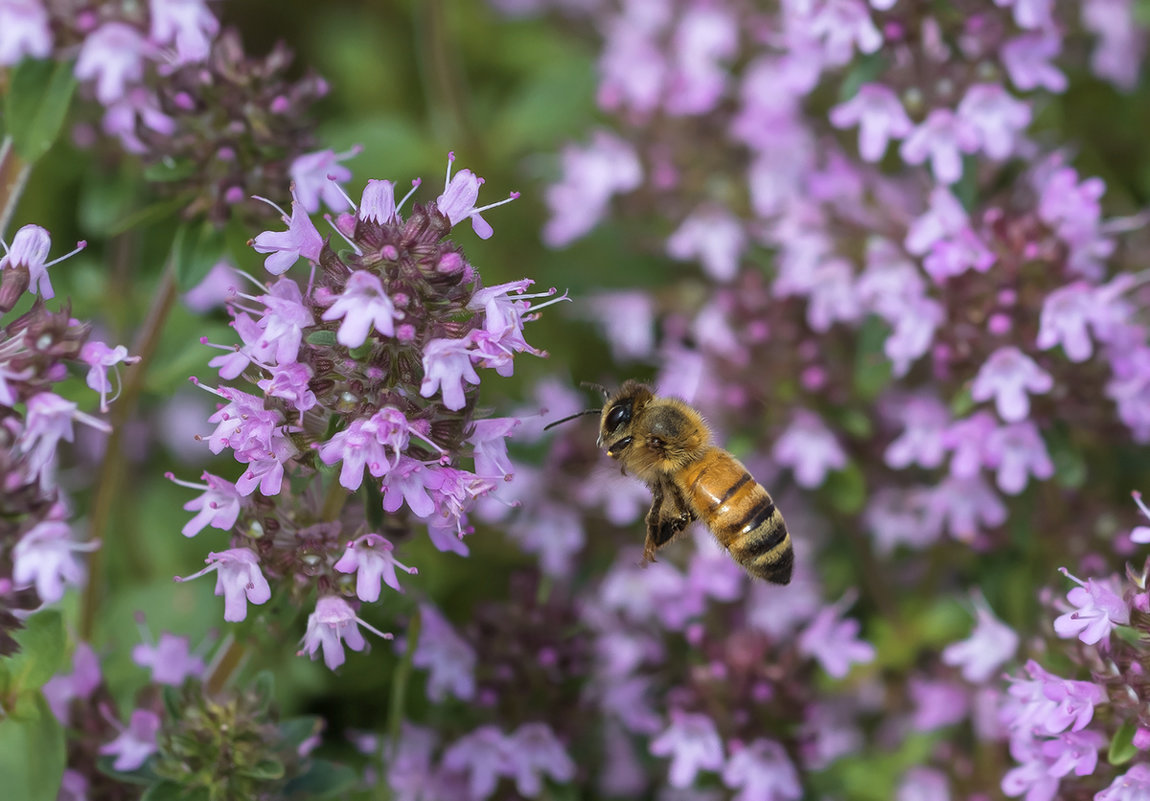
[79,260,179,640]
[203,631,249,696]
[0,137,32,240]
[378,607,422,801]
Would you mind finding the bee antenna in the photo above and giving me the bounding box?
[543,408,602,431]
[580,381,610,400]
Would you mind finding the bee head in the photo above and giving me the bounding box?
[598,381,654,454]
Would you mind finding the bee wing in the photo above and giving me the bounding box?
[642,476,696,563]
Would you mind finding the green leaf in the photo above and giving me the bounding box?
[141,781,208,801]
[5,58,77,163]
[240,759,285,780]
[284,759,359,799]
[143,158,198,183]
[950,387,975,418]
[837,53,888,102]
[161,685,183,722]
[250,670,276,714]
[1045,424,1087,490]
[172,220,226,291]
[278,716,323,752]
[853,316,893,401]
[106,194,193,238]
[822,462,866,516]
[4,610,66,693]
[1110,721,1138,766]
[0,692,66,801]
[306,330,338,346]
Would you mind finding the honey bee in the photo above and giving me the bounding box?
[546,380,792,584]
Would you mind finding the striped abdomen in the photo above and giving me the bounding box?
[676,448,792,584]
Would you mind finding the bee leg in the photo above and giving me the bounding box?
[642,483,665,564]
[643,478,695,563]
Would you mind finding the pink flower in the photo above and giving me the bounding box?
[333,534,418,602]
[174,548,271,622]
[149,0,219,65]
[420,336,481,411]
[1096,764,1150,801]
[807,0,883,65]
[409,603,476,702]
[381,457,438,519]
[970,347,1053,422]
[99,709,160,771]
[442,726,513,801]
[1037,282,1098,362]
[505,723,576,797]
[298,595,392,670]
[19,393,111,492]
[1083,0,1146,90]
[42,643,101,725]
[829,83,913,162]
[13,517,96,604]
[79,341,139,412]
[0,224,85,300]
[289,146,360,212]
[899,109,979,185]
[131,632,205,686]
[251,188,323,275]
[772,411,847,488]
[922,228,996,283]
[543,131,642,247]
[956,84,1031,160]
[74,23,150,105]
[983,421,1054,495]
[650,711,725,788]
[183,261,239,312]
[436,153,518,239]
[169,471,243,537]
[1001,33,1067,92]
[942,411,997,478]
[909,677,969,730]
[666,207,746,282]
[0,0,52,66]
[905,186,968,255]
[897,767,950,801]
[468,417,519,481]
[722,739,802,801]
[926,475,1007,543]
[797,595,876,678]
[884,395,949,470]
[997,0,1055,30]
[664,5,738,115]
[941,595,1019,683]
[805,258,861,332]
[1053,568,1129,647]
[321,270,400,347]
[583,291,656,361]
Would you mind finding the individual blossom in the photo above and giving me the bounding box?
[420,336,481,411]
[0,224,85,301]
[721,739,802,801]
[956,84,1032,160]
[42,642,101,725]
[897,767,951,801]
[983,420,1054,495]
[926,475,1008,542]
[320,270,400,347]
[909,677,969,731]
[409,603,476,702]
[1036,282,1098,362]
[771,411,847,488]
[99,709,161,772]
[1096,764,1150,800]
[970,347,1054,423]
[941,594,1019,683]
[149,0,219,65]
[505,723,577,798]
[829,83,913,162]
[173,548,271,622]
[797,594,876,679]
[666,207,746,283]
[543,130,643,247]
[649,711,725,789]
[1052,568,1129,647]
[79,341,139,412]
[436,152,520,239]
[442,726,513,801]
[12,517,97,605]
[74,22,150,105]
[131,632,205,686]
[289,146,361,212]
[898,109,979,185]
[333,533,418,602]
[884,395,949,470]
[0,0,52,65]
[250,187,324,275]
[298,595,392,671]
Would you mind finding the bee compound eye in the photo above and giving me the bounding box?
[606,403,630,432]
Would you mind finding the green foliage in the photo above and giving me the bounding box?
[0,610,66,697]
[1110,721,1139,766]
[172,219,228,291]
[0,693,66,801]
[4,58,77,163]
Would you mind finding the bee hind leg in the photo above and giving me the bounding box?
[642,478,695,564]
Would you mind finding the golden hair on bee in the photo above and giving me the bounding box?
[585,380,793,585]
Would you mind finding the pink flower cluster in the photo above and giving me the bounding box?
[170,155,560,670]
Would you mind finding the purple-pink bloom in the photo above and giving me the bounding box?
[436,153,518,239]
[922,228,996,283]
[183,261,238,312]
[797,596,876,678]
[12,517,96,604]
[970,347,1053,423]
[956,84,1031,160]
[101,87,176,154]
[721,738,802,801]
[897,767,950,801]
[505,723,577,797]
[1001,33,1067,92]
[320,270,399,347]
[99,709,160,771]
[905,187,968,256]
[0,0,52,65]
[1037,282,1098,362]
[829,83,913,162]
[298,595,391,670]
[420,336,481,411]
[407,602,476,701]
[257,362,317,417]
[899,109,979,185]
[468,417,519,481]
[381,456,437,518]
[508,501,586,579]
[941,595,1019,683]
[1037,167,1106,247]
[1004,660,1105,735]
[149,0,218,65]
[983,421,1054,495]
[884,395,949,470]
[289,147,360,212]
[1083,0,1146,90]
[251,188,323,275]
[650,711,725,789]
[333,533,418,602]
[174,548,271,622]
[74,23,149,105]
[18,393,110,491]
[909,677,969,730]
[0,224,86,300]
[42,642,101,725]
[441,726,512,801]
[543,130,643,247]
[79,341,139,412]
[1096,764,1150,801]
[666,207,746,282]
[807,0,883,65]
[1053,568,1129,646]
[1042,729,1105,778]
[926,475,1008,543]
[131,632,205,686]
[805,258,862,332]
[771,411,847,488]
[942,411,997,478]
